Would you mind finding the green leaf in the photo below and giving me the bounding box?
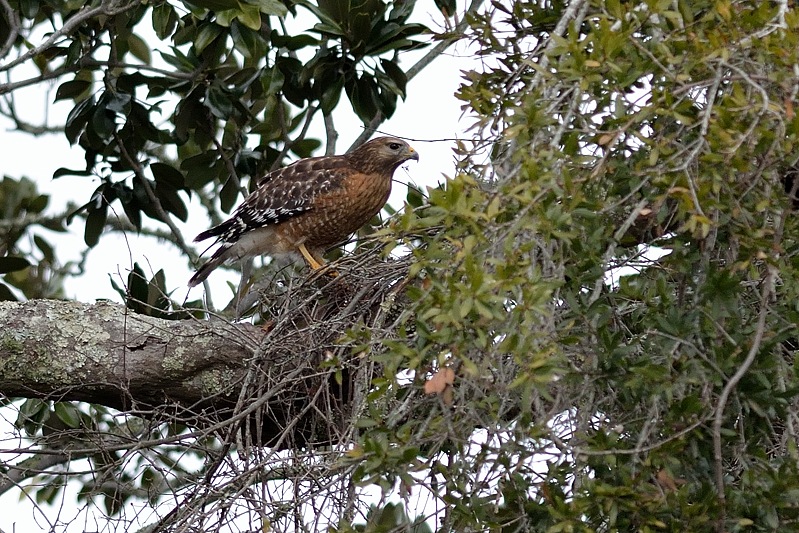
[181,152,221,189]
[126,34,151,63]
[84,204,107,248]
[261,65,285,95]
[236,3,262,30]
[388,0,414,21]
[270,32,319,51]
[217,4,261,30]
[433,0,455,17]
[184,0,240,11]
[108,273,128,302]
[290,138,322,158]
[53,403,82,428]
[106,92,132,114]
[320,77,344,115]
[90,101,116,141]
[194,22,224,54]
[0,256,30,274]
[152,3,178,39]
[380,59,407,97]
[156,184,189,222]
[147,269,171,317]
[377,83,397,117]
[34,235,55,263]
[64,96,95,144]
[348,74,380,124]
[205,84,234,119]
[367,37,422,56]
[17,0,38,18]
[245,0,288,17]
[53,167,92,179]
[173,90,207,144]
[24,194,49,214]
[157,48,197,72]
[120,192,143,230]
[151,162,185,189]
[311,22,346,38]
[54,79,91,102]
[230,22,266,59]
[295,0,341,29]
[219,176,240,213]
[127,263,148,314]
[406,184,425,208]
[0,282,17,301]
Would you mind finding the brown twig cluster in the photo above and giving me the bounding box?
[146,249,415,532]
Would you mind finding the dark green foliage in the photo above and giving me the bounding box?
[337,1,799,531]
[3,0,428,269]
[0,177,68,300]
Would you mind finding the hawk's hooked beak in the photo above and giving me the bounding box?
[407,146,419,161]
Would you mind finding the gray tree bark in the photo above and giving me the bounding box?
[0,299,264,410]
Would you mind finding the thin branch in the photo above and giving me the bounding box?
[79,58,200,80]
[348,112,384,152]
[324,112,338,155]
[0,98,63,134]
[0,57,201,97]
[194,186,225,228]
[0,64,75,96]
[0,0,140,73]
[712,266,772,530]
[0,211,70,232]
[0,449,79,497]
[212,135,248,197]
[104,215,185,244]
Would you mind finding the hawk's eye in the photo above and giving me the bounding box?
[389,142,401,150]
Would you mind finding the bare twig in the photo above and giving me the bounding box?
[324,112,338,155]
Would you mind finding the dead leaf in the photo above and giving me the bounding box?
[655,469,685,493]
[424,368,455,405]
[441,386,454,406]
[598,132,616,146]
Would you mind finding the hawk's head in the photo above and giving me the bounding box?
[349,136,419,174]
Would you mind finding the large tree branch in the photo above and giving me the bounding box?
[0,300,263,409]
[0,253,411,451]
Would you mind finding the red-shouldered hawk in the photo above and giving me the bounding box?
[188,136,418,287]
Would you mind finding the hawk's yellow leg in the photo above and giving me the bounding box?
[298,243,338,277]
[298,243,324,269]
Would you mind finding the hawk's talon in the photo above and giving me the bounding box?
[298,243,324,270]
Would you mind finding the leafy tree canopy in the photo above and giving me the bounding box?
[2,0,799,532]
